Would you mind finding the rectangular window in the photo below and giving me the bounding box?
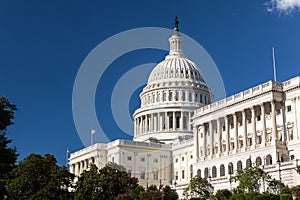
[257,115,261,121]
[182,170,185,179]
[141,157,145,162]
[153,158,158,163]
[153,171,158,180]
[287,105,292,112]
[141,171,145,179]
[175,171,178,180]
[276,110,281,115]
[127,156,132,161]
[128,170,131,177]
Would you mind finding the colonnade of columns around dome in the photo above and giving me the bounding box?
[193,100,291,161]
[135,87,212,138]
[134,111,193,137]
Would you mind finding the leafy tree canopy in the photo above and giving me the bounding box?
[214,189,232,200]
[0,96,17,132]
[74,162,138,200]
[184,175,213,199]
[0,96,17,198]
[8,153,74,200]
[230,166,270,193]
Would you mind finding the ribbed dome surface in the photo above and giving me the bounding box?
[147,55,207,85]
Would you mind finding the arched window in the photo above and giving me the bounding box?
[228,162,233,175]
[212,166,217,178]
[204,167,209,178]
[246,158,252,167]
[256,157,262,166]
[197,169,201,177]
[220,164,225,177]
[266,154,272,165]
[237,161,242,171]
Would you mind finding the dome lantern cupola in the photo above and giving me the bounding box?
[169,16,184,56]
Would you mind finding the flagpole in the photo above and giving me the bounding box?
[66,148,69,167]
[272,47,277,82]
[90,128,96,146]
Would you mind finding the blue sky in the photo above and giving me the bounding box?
[1,0,300,165]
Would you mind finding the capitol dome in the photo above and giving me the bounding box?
[133,18,213,143]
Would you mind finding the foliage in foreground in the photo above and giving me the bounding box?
[75,162,138,200]
[184,175,213,199]
[8,153,74,200]
[0,96,18,199]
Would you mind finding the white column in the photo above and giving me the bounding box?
[188,112,191,131]
[74,163,79,176]
[150,113,153,132]
[225,116,229,154]
[154,114,157,132]
[180,90,183,101]
[217,118,221,155]
[185,91,189,102]
[261,104,266,146]
[271,101,277,143]
[251,107,256,148]
[165,112,169,131]
[209,121,214,157]
[203,124,207,157]
[233,113,238,152]
[166,90,169,102]
[180,111,183,131]
[160,113,163,131]
[294,97,300,139]
[194,125,199,160]
[242,110,247,151]
[139,117,142,135]
[146,154,151,180]
[192,91,195,102]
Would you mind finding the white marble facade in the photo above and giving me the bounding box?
[69,22,300,197]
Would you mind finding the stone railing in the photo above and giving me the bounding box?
[195,80,284,116]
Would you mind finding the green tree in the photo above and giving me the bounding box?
[139,185,162,200]
[267,178,285,194]
[0,96,17,199]
[282,185,300,200]
[214,189,232,200]
[7,153,74,200]
[230,166,270,193]
[184,175,213,199]
[74,162,138,200]
[0,96,17,131]
[162,185,178,200]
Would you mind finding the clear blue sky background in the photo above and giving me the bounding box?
[1,0,300,165]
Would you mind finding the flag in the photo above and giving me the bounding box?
[91,129,96,135]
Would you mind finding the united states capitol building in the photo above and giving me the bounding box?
[69,21,300,196]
